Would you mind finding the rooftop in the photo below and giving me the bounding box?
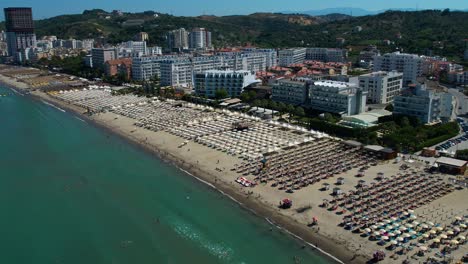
[435,157,468,168]
[313,80,357,88]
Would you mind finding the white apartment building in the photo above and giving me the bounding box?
[358,71,403,104]
[393,84,455,124]
[272,78,311,105]
[305,48,347,62]
[132,51,275,85]
[373,52,423,86]
[131,55,185,81]
[194,70,259,98]
[278,48,307,66]
[309,80,367,116]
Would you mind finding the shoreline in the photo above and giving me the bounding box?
[0,75,366,264]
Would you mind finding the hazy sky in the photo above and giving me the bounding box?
[1,0,467,19]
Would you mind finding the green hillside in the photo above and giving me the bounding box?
[1,9,467,60]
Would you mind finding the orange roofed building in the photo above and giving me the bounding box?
[104,58,133,79]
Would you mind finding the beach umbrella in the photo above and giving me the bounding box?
[395,230,402,235]
[455,216,462,221]
[454,227,461,232]
[422,234,429,238]
[413,221,419,226]
[440,234,448,239]
[391,217,398,222]
[458,235,466,240]
[460,224,467,228]
[364,228,372,233]
[428,222,435,226]
[436,227,444,231]
[447,230,454,235]
[373,231,380,236]
[388,232,395,237]
[371,225,378,230]
[391,240,398,245]
[409,230,417,235]
[408,209,415,214]
[432,238,440,243]
[397,237,404,242]
[429,230,437,235]
[406,224,413,228]
[410,215,417,220]
[450,240,459,245]
[399,226,407,231]
[381,236,389,241]
[385,219,392,224]
[421,224,429,229]
[419,246,428,251]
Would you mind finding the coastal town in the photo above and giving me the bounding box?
[1,5,468,264]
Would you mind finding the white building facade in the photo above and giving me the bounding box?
[194,70,259,98]
[373,52,423,86]
[393,84,455,124]
[309,80,367,116]
[358,71,403,104]
[278,48,306,66]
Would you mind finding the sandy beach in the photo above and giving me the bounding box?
[2,68,467,264]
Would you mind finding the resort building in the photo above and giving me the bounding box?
[194,70,259,98]
[305,48,348,63]
[272,78,311,105]
[278,48,307,66]
[373,52,424,86]
[132,51,275,84]
[358,71,403,104]
[393,84,455,124]
[308,80,367,116]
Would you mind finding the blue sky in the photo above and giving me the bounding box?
[1,0,467,19]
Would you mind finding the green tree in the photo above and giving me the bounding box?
[294,106,305,117]
[400,116,411,127]
[215,89,228,99]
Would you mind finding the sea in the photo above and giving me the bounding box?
[0,85,333,264]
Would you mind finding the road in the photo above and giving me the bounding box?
[448,88,468,116]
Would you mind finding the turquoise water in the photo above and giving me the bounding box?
[0,85,333,264]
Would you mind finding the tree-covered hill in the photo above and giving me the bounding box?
[1,9,467,60]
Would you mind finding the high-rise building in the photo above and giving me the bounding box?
[189,28,212,50]
[134,32,149,42]
[358,71,403,104]
[4,7,37,62]
[91,48,117,69]
[373,52,424,87]
[167,28,189,51]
